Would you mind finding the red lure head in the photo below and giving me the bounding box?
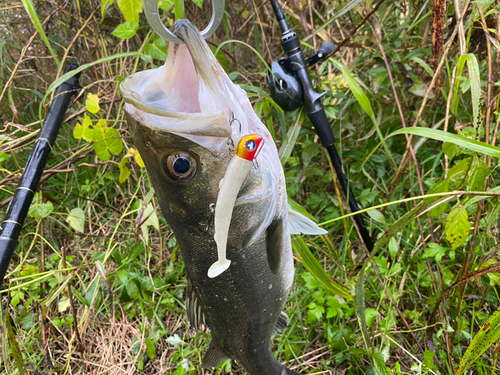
[235,134,264,161]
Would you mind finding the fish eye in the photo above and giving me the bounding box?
[165,152,197,182]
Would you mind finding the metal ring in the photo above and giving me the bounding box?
[16,187,34,193]
[143,0,225,44]
[2,220,21,226]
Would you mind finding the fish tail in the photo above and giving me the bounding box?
[238,350,302,375]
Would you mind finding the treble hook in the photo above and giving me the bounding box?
[143,0,225,44]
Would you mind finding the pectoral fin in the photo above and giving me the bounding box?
[267,219,284,273]
[288,207,327,235]
[201,341,229,368]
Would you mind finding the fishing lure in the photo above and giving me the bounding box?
[209,134,264,278]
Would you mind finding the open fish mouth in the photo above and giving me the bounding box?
[120,20,234,140]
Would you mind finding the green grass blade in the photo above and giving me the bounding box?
[279,108,303,164]
[355,266,371,352]
[174,0,185,20]
[5,309,26,374]
[291,236,351,300]
[456,306,500,375]
[21,0,60,68]
[305,0,363,41]
[450,55,467,116]
[331,60,373,118]
[387,127,500,158]
[39,51,140,120]
[331,59,396,168]
[214,40,272,73]
[464,53,482,136]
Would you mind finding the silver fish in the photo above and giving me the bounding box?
[121,19,325,375]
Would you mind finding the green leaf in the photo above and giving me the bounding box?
[291,236,352,300]
[145,338,156,358]
[443,142,459,160]
[74,114,94,141]
[367,209,386,225]
[158,0,174,10]
[144,38,168,61]
[73,123,84,139]
[408,81,435,99]
[58,297,71,313]
[93,126,124,161]
[387,128,500,159]
[112,21,139,39]
[126,280,140,299]
[0,152,8,163]
[28,201,54,220]
[326,296,340,318]
[119,159,131,183]
[67,208,85,233]
[445,207,470,249]
[116,0,143,21]
[388,237,399,260]
[86,93,100,114]
[423,349,437,370]
[467,159,490,191]
[365,308,380,328]
[372,352,389,375]
[192,0,203,8]
[422,243,450,262]
[424,179,450,217]
[456,306,500,375]
[449,158,471,189]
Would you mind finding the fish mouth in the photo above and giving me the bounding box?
[120,19,232,139]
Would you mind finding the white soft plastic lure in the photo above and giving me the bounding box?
[209,134,265,278]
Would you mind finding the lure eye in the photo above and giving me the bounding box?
[246,140,256,151]
[165,153,197,181]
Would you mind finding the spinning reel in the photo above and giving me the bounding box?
[266,41,336,112]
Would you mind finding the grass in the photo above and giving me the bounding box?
[1,0,500,374]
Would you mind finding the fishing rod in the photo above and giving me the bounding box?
[0,64,80,286]
[267,0,374,252]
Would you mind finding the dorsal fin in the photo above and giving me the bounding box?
[186,281,206,331]
[201,340,229,368]
[288,207,327,235]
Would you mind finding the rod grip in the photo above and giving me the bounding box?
[307,108,335,148]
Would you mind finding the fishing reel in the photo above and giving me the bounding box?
[266,41,335,112]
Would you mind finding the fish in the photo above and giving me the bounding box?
[121,19,326,375]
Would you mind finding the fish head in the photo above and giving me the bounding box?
[121,19,283,247]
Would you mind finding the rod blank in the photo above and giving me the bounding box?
[0,64,80,285]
